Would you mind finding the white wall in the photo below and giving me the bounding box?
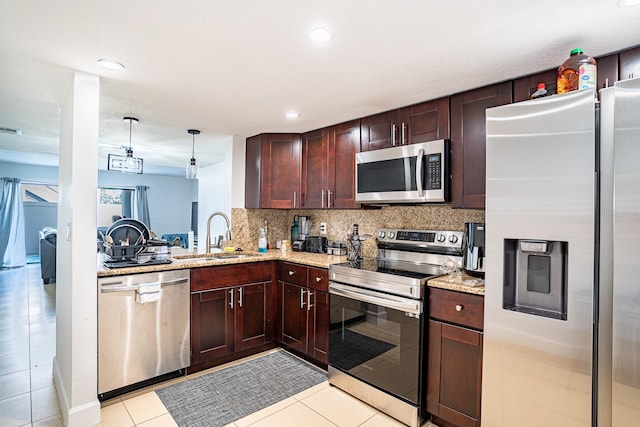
[98,170,197,236]
[0,161,197,237]
[54,71,101,427]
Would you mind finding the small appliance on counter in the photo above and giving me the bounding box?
[303,236,327,253]
[462,222,485,278]
[291,215,312,251]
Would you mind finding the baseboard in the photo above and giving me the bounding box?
[53,356,101,427]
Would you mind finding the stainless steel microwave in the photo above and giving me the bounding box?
[355,139,450,204]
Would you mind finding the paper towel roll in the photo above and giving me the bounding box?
[188,230,195,253]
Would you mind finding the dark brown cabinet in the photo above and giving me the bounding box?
[190,263,275,369]
[619,46,640,81]
[245,133,302,209]
[451,82,512,209]
[277,262,329,365]
[301,120,361,209]
[360,98,450,151]
[426,288,484,427]
[513,69,558,102]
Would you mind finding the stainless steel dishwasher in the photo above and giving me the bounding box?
[98,269,190,400]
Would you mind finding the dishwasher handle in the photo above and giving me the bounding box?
[100,277,189,293]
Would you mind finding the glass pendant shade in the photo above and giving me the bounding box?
[108,117,143,174]
[186,129,200,179]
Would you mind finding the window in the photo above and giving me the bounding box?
[97,188,132,227]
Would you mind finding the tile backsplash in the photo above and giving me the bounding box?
[231,206,484,257]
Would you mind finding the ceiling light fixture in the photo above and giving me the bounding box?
[308,27,333,42]
[186,129,200,180]
[618,0,640,6]
[108,117,143,174]
[285,111,300,119]
[97,58,125,71]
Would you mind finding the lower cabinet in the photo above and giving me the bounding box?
[426,288,484,427]
[278,263,329,365]
[190,262,275,368]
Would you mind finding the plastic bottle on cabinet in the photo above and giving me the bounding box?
[531,83,550,99]
[557,48,597,94]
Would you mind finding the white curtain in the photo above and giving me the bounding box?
[134,185,151,229]
[0,178,26,267]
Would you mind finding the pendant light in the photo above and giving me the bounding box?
[108,116,143,174]
[186,129,200,179]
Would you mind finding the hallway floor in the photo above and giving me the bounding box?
[0,264,61,426]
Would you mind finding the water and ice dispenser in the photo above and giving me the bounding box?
[503,239,568,320]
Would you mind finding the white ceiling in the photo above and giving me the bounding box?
[1,1,639,176]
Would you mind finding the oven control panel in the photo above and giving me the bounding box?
[376,228,464,251]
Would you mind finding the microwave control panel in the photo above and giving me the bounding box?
[425,153,442,190]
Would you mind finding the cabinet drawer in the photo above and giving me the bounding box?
[429,287,484,330]
[278,262,308,287]
[307,267,328,292]
[191,262,273,292]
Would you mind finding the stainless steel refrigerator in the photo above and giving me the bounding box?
[483,79,640,427]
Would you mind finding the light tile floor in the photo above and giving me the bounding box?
[1,264,437,427]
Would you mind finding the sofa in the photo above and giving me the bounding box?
[39,227,57,284]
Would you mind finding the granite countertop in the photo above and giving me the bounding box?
[97,248,347,277]
[428,272,485,296]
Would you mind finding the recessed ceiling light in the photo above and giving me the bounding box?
[618,0,640,6]
[98,58,125,71]
[308,27,333,42]
[285,111,300,119]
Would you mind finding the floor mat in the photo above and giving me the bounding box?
[156,351,327,427]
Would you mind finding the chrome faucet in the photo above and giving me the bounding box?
[206,211,232,252]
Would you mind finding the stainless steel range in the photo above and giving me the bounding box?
[328,228,463,427]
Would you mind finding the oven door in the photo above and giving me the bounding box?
[329,282,424,405]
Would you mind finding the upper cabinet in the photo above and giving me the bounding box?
[360,98,450,151]
[301,120,361,209]
[619,46,640,81]
[451,82,512,209]
[245,133,302,209]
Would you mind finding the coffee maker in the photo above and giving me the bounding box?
[462,222,485,278]
[292,215,312,251]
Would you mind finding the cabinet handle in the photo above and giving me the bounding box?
[238,287,243,307]
[229,289,234,309]
[327,190,332,208]
[293,191,297,208]
[288,270,295,276]
[455,304,463,312]
[401,122,407,145]
[300,288,306,309]
[307,291,313,311]
[391,123,397,146]
[315,276,322,283]
[321,190,326,208]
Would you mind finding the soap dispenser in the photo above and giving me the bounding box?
[258,227,267,253]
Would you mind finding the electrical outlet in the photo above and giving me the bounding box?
[319,222,327,235]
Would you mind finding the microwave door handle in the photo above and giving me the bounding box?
[416,148,424,197]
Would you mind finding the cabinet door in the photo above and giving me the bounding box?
[260,134,302,208]
[327,120,361,209]
[513,68,557,102]
[234,282,272,351]
[398,98,450,145]
[619,46,640,81]
[301,129,328,208]
[360,110,399,151]
[597,53,619,89]
[427,320,483,427]
[451,82,512,209]
[308,289,329,364]
[191,288,234,364]
[244,134,262,209]
[279,281,307,352]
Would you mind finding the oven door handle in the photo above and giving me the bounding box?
[329,282,421,316]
